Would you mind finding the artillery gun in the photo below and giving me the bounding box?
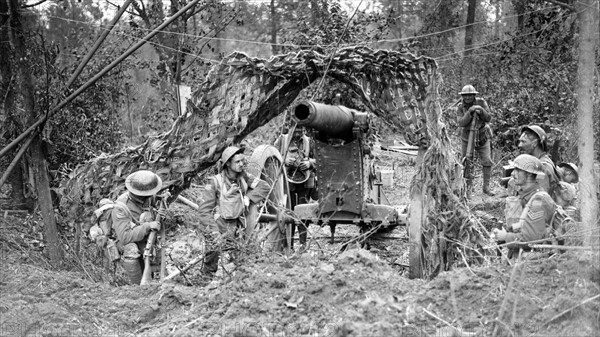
[289,100,407,242]
[245,100,407,249]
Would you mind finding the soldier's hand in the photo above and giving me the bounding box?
[95,235,108,249]
[285,157,296,166]
[298,160,311,170]
[156,207,169,220]
[146,221,161,231]
[227,183,240,194]
[492,228,508,241]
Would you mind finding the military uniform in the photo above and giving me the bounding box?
[537,153,560,199]
[503,185,555,250]
[110,170,163,285]
[274,130,318,248]
[457,85,495,196]
[197,170,269,275]
[112,193,157,258]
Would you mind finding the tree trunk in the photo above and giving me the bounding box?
[396,0,403,41]
[270,0,278,55]
[464,0,477,56]
[575,0,599,248]
[495,0,501,38]
[31,136,63,264]
[310,0,319,27]
[0,0,28,211]
[7,0,63,264]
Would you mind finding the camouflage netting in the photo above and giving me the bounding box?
[409,80,490,279]
[59,45,487,278]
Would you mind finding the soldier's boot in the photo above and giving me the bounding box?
[483,166,495,196]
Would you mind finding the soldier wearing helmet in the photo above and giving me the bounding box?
[112,170,165,284]
[274,124,318,252]
[554,162,579,210]
[517,125,560,199]
[197,145,270,281]
[493,154,555,252]
[457,85,495,197]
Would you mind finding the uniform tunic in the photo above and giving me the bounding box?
[504,184,555,249]
[457,97,493,167]
[111,192,155,258]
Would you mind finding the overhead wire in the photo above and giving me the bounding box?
[433,8,579,63]
[42,2,567,57]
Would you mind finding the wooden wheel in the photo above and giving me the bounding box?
[247,145,291,251]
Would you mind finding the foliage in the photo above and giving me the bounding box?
[433,2,598,164]
[279,0,395,53]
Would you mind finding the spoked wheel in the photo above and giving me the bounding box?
[247,145,292,252]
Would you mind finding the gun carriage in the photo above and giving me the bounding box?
[246,100,407,247]
[291,101,407,230]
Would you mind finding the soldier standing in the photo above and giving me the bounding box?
[275,126,318,251]
[457,85,495,197]
[197,146,270,281]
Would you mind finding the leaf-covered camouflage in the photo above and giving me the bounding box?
[60,46,436,212]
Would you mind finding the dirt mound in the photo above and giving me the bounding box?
[1,212,598,337]
[1,149,598,337]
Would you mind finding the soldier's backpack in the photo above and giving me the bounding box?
[89,198,121,262]
[548,204,579,246]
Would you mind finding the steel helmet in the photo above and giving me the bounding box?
[221,146,245,166]
[459,85,478,95]
[558,162,579,182]
[125,170,162,196]
[508,154,545,176]
[521,125,548,152]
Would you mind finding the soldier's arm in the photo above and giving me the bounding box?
[475,98,492,123]
[244,173,271,204]
[112,204,152,245]
[504,195,548,247]
[457,104,473,127]
[197,178,218,229]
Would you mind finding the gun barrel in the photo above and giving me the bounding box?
[292,100,366,139]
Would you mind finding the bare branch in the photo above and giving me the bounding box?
[544,0,576,12]
[22,0,49,8]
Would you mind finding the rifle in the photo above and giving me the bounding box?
[140,195,168,286]
[463,109,479,179]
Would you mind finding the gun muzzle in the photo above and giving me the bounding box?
[292,100,368,140]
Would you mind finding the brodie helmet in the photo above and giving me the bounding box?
[521,125,548,152]
[125,170,162,196]
[221,146,245,166]
[459,85,478,95]
[508,154,545,176]
[558,162,579,182]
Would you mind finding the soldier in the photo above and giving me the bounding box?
[112,170,164,285]
[275,125,318,251]
[517,125,560,199]
[493,154,555,253]
[457,85,495,197]
[197,146,270,281]
[555,162,579,210]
